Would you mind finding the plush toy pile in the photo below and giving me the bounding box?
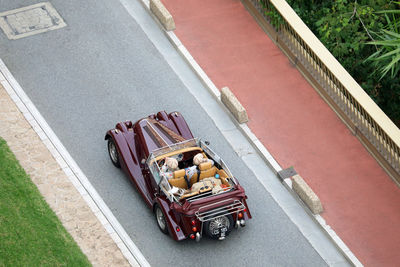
[191,177,224,194]
[162,153,227,199]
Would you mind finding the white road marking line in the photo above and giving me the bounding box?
[0,58,150,267]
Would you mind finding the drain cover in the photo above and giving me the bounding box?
[0,2,66,40]
[277,166,297,181]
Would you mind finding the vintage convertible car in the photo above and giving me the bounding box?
[105,111,251,241]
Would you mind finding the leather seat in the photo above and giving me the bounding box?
[169,162,219,189]
[168,169,189,189]
[189,161,217,186]
[198,161,217,179]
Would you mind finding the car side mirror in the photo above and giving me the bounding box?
[205,141,210,146]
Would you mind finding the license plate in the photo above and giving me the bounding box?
[213,227,227,235]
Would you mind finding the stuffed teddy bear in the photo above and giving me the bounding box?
[193,153,214,166]
[185,153,215,178]
[160,157,179,179]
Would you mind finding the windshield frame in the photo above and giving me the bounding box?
[199,140,237,185]
[150,138,199,159]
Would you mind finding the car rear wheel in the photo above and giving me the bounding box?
[154,205,168,235]
[107,138,120,168]
[204,214,234,240]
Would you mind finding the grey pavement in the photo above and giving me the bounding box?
[0,0,347,266]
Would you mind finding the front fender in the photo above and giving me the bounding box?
[105,129,132,169]
[105,127,153,207]
[168,111,193,139]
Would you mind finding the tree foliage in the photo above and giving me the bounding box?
[285,0,400,125]
[367,3,400,80]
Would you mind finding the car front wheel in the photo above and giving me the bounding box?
[107,138,120,168]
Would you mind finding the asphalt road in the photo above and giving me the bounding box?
[0,0,328,265]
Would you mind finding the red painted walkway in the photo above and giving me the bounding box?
[163,0,400,265]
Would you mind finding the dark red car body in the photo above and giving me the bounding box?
[105,111,251,241]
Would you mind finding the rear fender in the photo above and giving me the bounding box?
[242,198,252,220]
[156,198,186,241]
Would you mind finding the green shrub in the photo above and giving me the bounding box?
[266,0,400,125]
[367,4,400,80]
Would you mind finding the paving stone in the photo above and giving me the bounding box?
[0,83,130,266]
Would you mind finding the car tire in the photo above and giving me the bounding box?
[204,214,234,240]
[154,204,169,235]
[107,138,121,168]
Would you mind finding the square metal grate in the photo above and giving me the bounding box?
[0,2,66,40]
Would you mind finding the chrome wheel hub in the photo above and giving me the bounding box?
[108,141,118,163]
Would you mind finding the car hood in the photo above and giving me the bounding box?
[136,118,186,157]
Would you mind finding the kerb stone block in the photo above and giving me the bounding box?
[221,86,248,124]
[292,174,323,215]
[150,0,175,31]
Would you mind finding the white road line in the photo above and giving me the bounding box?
[0,59,150,267]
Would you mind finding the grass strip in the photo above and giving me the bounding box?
[0,137,91,266]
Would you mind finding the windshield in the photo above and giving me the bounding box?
[148,157,162,184]
[150,138,198,158]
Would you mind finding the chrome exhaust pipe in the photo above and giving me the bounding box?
[235,220,240,229]
[196,232,201,242]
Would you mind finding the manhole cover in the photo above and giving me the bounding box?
[277,166,297,181]
[0,2,66,40]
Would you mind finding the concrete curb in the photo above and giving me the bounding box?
[0,59,150,267]
[136,2,363,266]
[221,86,249,124]
[282,177,362,266]
[292,174,323,215]
[149,0,175,31]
